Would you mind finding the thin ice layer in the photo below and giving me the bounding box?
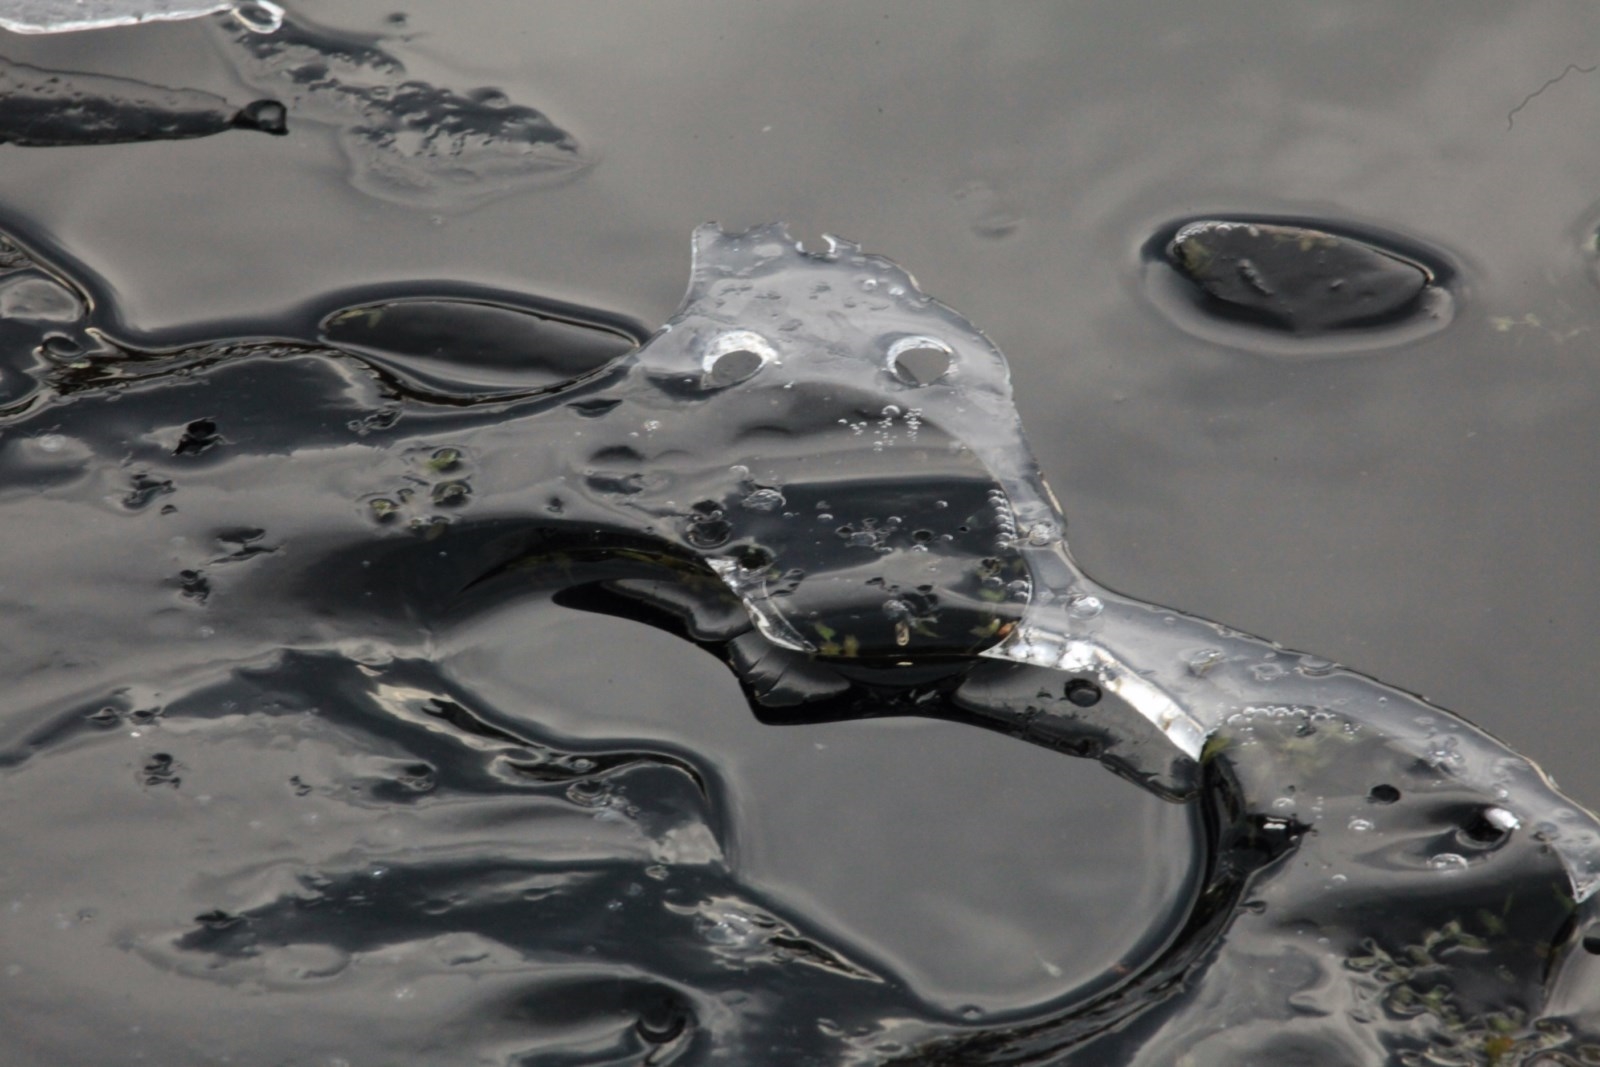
[637,224,1600,902]
[625,224,1055,657]
[0,0,262,33]
[0,57,285,145]
[2,219,1599,1062]
[209,10,589,208]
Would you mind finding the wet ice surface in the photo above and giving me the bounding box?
[0,55,285,145]
[207,8,589,208]
[2,219,1600,1066]
[0,0,245,34]
[0,1,590,201]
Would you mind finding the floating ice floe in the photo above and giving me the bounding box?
[0,0,280,34]
[2,221,1599,1063]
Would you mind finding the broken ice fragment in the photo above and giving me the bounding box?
[625,223,1600,907]
[626,223,1044,658]
[0,0,283,34]
[0,58,285,146]
[212,12,591,209]
[0,0,235,33]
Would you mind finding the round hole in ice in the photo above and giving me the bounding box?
[887,336,953,386]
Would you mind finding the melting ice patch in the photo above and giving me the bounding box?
[0,0,251,34]
[0,221,1598,1064]
[0,1,590,206]
[210,9,591,208]
[0,57,286,146]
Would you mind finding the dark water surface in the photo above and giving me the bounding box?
[1,3,1599,1064]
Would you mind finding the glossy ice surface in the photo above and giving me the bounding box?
[0,0,276,34]
[3,4,1600,1064]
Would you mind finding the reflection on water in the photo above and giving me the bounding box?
[0,0,252,35]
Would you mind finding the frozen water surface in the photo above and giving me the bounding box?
[1,214,1598,1064]
[0,0,277,34]
[207,8,590,208]
[4,5,1600,1064]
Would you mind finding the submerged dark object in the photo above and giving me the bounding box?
[0,222,1598,1064]
[0,56,285,145]
[1165,218,1434,334]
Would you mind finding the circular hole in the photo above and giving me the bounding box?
[1583,933,1600,956]
[685,517,731,549]
[887,336,953,386]
[1064,679,1102,707]
[701,330,776,388]
[706,349,764,387]
[1368,784,1401,804]
[1457,806,1518,849]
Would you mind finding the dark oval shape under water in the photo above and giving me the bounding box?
[1146,217,1457,353]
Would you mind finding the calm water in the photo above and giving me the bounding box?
[1,3,1598,1064]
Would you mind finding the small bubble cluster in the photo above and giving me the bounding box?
[362,446,474,537]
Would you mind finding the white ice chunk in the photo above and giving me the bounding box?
[0,0,279,34]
